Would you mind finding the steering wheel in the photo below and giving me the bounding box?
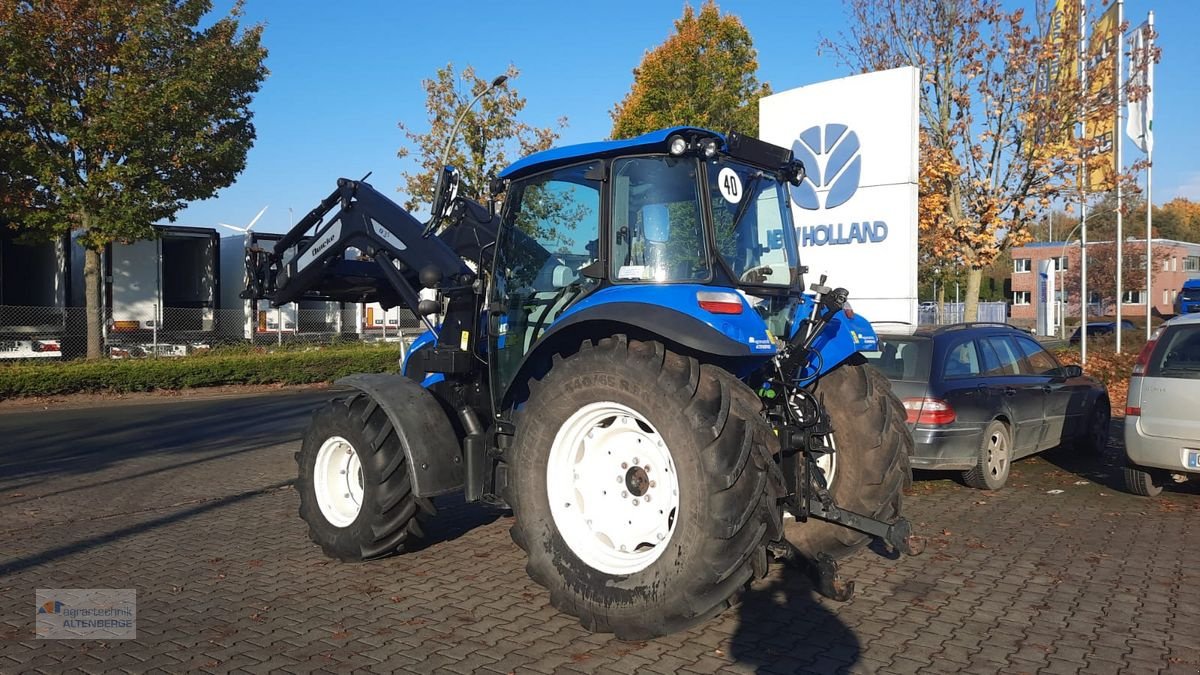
[421,166,460,239]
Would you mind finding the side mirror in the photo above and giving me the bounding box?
[422,166,460,238]
[1061,364,1083,378]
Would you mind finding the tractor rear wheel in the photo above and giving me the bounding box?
[296,393,435,561]
[784,358,911,560]
[506,337,783,639]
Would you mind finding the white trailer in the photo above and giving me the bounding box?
[0,231,69,359]
[219,231,343,341]
[104,225,218,356]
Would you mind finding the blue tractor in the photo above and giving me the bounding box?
[244,126,919,639]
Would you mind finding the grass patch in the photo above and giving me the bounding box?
[0,343,402,398]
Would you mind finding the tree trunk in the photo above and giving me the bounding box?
[83,246,103,360]
[963,267,983,322]
[936,283,945,324]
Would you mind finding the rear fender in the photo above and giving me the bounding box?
[334,373,463,497]
[800,308,879,381]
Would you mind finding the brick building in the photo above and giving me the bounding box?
[1009,238,1200,321]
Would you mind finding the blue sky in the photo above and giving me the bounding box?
[178,0,1199,235]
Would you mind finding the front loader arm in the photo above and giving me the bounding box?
[241,178,474,311]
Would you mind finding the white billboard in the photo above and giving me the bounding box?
[760,66,920,327]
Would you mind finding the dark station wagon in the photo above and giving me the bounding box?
[866,323,1110,489]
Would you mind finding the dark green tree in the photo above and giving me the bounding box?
[610,1,771,139]
[0,0,267,358]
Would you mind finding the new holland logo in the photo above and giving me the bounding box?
[790,123,862,211]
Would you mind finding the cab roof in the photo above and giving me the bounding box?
[498,126,724,181]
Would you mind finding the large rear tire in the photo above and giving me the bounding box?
[296,394,436,561]
[506,336,784,639]
[784,358,911,560]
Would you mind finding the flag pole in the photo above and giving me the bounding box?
[1115,0,1124,353]
[1080,0,1089,365]
[1145,11,1155,340]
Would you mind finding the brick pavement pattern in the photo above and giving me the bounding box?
[1,392,1198,674]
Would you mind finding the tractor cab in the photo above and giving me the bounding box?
[480,127,808,401]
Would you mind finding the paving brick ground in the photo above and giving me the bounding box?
[1,391,1198,674]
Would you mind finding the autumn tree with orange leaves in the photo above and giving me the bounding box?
[0,0,267,359]
[610,1,770,139]
[825,0,1087,320]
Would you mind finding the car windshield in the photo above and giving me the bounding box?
[706,157,797,287]
[1182,288,1200,301]
[863,337,931,382]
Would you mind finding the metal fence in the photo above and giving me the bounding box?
[917,301,1009,326]
[0,304,422,360]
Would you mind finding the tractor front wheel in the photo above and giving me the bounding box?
[506,337,783,639]
[296,394,435,561]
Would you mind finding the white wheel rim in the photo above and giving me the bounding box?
[987,430,1009,479]
[547,402,681,575]
[815,433,838,487]
[313,435,364,528]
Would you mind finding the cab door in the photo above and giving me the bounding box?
[488,161,603,407]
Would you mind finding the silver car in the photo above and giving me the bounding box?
[1124,313,1200,496]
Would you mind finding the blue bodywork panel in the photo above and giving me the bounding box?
[405,285,880,391]
[402,330,445,388]
[499,127,723,181]
[553,284,776,356]
[786,294,879,382]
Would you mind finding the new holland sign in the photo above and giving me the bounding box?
[760,67,920,326]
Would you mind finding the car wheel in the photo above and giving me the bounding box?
[1076,397,1110,455]
[963,420,1011,490]
[1123,464,1165,497]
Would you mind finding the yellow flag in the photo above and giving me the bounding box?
[1044,0,1081,144]
[1084,2,1119,192]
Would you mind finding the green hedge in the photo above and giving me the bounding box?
[0,344,401,398]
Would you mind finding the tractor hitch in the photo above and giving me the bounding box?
[768,541,855,602]
[806,500,926,556]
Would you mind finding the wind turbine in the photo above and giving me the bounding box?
[218,205,269,235]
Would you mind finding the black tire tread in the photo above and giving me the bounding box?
[507,336,784,639]
[296,394,436,562]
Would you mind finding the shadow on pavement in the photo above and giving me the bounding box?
[730,563,861,673]
[0,390,336,485]
[0,480,292,578]
[413,496,507,552]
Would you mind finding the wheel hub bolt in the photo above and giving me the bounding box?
[632,499,639,506]
[621,462,628,469]
[644,495,652,502]
[621,491,628,498]
[632,457,639,465]
[657,533,665,541]
[649,480,656,488]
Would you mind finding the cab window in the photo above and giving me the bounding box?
[609,156,709,283]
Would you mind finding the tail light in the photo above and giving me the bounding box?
[1125,406,1142,417]
[902,397,956,426]
[33,341,60,353]
[1131,328,1162,375]
[696,291,743,315]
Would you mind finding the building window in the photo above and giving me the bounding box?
[1122,290,1144,304]
[1057,256,1069,270]
[1171,257,1178,272]
[1013,291,1030,305]
[1014,258,1031,273]
[1163,259,1170,271]
[1186,255,1200,272]
[1164,289,1170,305]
